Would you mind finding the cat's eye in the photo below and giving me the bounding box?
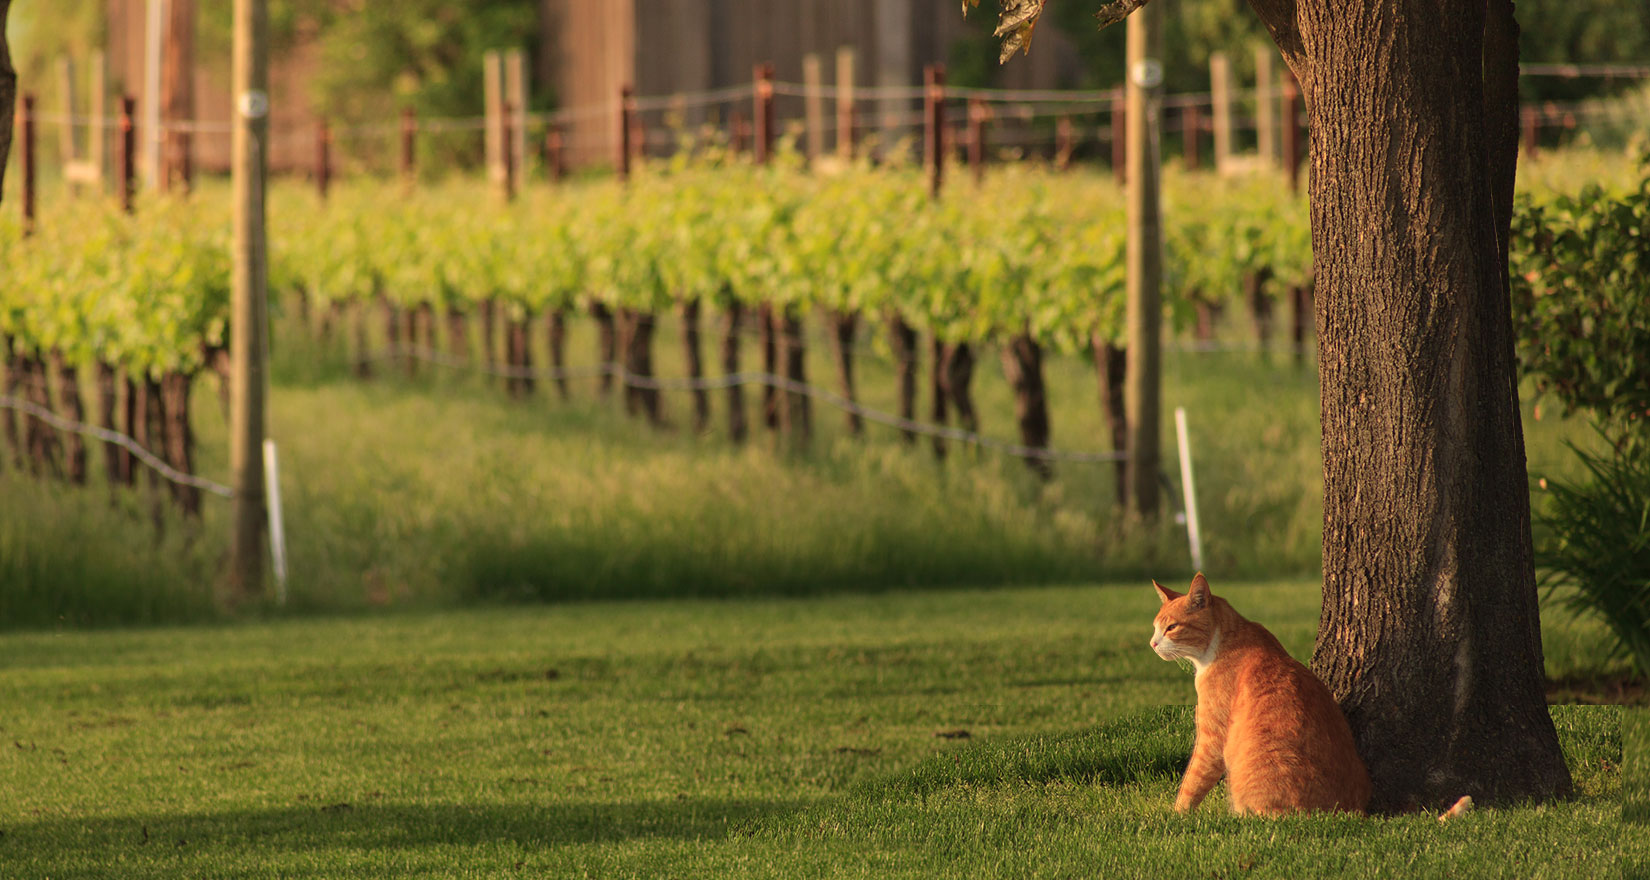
[1166,624,1180,632]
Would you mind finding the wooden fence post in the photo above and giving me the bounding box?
[1282,70,1301,192]
[57,58,81,196]
[1125,1,1165,518]
[1521,104,1538,158]
[836,46,857,161]
[118,96,135,214]
[1254,42,1277,166]
[1183,103,1201,169]
[616,83,633,179]
[803,52,825,162]
[924,64,945,199]
[484,49,503,188]
[1210,51,1232,173]
[1110,91,1126,184]
[968,97,988,183]
[505,49,528,183]
[314,118,330,200]
[400,107,416,185]
[753,63,774,166]
[20,93,35,234]
[500,101,516,201]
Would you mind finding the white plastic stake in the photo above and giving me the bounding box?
[1174,407,1204,571]
[263,439,289,604]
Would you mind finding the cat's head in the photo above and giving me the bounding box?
[1150,573,1218,664]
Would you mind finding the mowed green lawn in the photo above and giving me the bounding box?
[0,582,1635,879]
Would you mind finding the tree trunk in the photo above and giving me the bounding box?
[446,307,469,362]
[943,342,977,436]
[758,303,778,432]
[23,352,60,478]
[887,314,917,444]
[1000,334,1051,480]
[142,375,166,534]
[352,301,372,378]
[591,302,616,396]
[1093,338,1129,506]
[161,371,199,518]
[829,310,863,436]
[1192,291,1220,343]
[546,310,569,400]
[1290,282,1313,367]
[1236,0,1572,810]
[0,0,14,203]
[505,316,533,398]
[720,302,746,443]
[619,308,661,426]
[96,361,124,487]
[417,303,436,362]
[382,296,402,373]
[481,298,500,377]
[2,335,25,469]
[778,308,810,444]
[680,299,709,432]
[1243,267,1275,353]
[928,335,949,459]
[122,374,140,486]
[51,352,86,484]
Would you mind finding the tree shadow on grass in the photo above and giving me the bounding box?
[3,796,807,879]
[859,705,1196,799]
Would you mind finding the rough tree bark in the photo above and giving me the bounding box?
[97,362,123,487]
[619,308,662,426]
[1174,0,1568,810]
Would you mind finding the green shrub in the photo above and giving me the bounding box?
[1537,440,1650,678]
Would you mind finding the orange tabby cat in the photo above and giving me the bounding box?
[1150,573,1371,815]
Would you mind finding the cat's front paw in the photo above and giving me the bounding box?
[1173,797,1197,814]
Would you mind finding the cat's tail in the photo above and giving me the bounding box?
[1437,796,1474,822]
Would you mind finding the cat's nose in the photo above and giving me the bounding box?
[1150,639,1160,649]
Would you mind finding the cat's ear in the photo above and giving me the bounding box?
[1153,580,1181,605]
[1187,573,1211,609]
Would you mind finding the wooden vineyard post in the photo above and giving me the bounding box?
[1183,104,1202,169]
[162,0,195,193]
[1282,69,1301,192]
[1125,0,1165,518]
[1254,42,1277,167]
[753,63,774,167]
[836,46,857,161]
[500,101,516,202]
[803,52,825,163]
[400,107,416,187]
[1210,51,1232,173]
[89,51,108,192]
[616,83,632,180]
[968,97,987,184]
[545,124,565,182]
[314,118,330,200]
[117,96,135,213]
[1111,91,1126,184]
[1055,115,1074,172]
[484,50,503,188]
[57,58,80,196]
[924,64,954,459]
[229,0,271,599]
[505,49,528,185]
[19,93,33,235]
